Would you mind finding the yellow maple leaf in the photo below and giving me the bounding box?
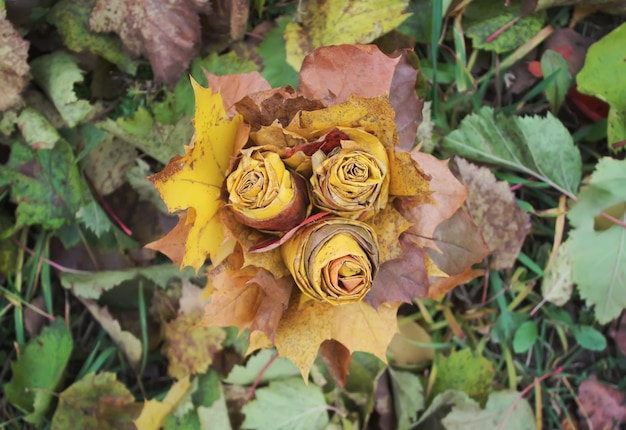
[249,293,400,380]
[149,79,248,271]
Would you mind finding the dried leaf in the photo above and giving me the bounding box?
[299,45,421,150]
[284,0,410,71]
[399,152,467,250]
[82,132,137,195]
[205,70,271,112]
[201,253,292,342]
[145,214,191,266]
[368,205,413,263]
[0,9,29,112]
[149,81,246,271]
[90,0,205,84]
[455,158,531,270]
[388,321,434,367]
[319,340,351,387]
[162,309,226,379]
[366,236,429,308]
[541,239,574,306]
[252,293,400,380]
[578,378,626,430]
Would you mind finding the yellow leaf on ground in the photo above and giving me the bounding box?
[133,377,191,430]
[149,79,246,271]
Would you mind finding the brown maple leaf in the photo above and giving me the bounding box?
[0,9,29,112]
[89,0,207,84]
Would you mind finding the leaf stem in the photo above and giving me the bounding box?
[247,351,279,401]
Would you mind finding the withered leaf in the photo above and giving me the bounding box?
[145,214,191,267]
[0,10,29,112]
[319,339,351,387]
[399,152,468,250]
[162,308,226,379]
[578,378,626,429]
[426,209,490,297]
[299,45,422,150]
[201,253,292,342]
[89,0,206,84]
[206,70,271,113]
[455,158,531,270]
[366,236,429,308]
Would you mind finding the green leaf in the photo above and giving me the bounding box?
[0,140,84,230]
[17,107,60,150]
[431,349,494,406]
[576,23,626,151]
[76,200,111,237]
[258,18,299,88]
[225,349,300,385]
[284,0,410,70]
[443,106,581,197]
[513,321,538,353]
[51,372,138,430]
[465,0,545,53]
[568,157,626,323]
[389,368,424,429]
[4,319,73,426]
[48,0,136,75]
[572,325,607,352]
[242,377,329,430]
[441,390,536,430]
[492,312,527,344]
[30,51,95,127]
[540,50,571,114]
[60,264,196,299]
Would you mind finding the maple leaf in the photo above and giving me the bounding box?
[249,292,400,380]
[148,80,248,271]
[0,9,29,112]
[89,0,207,84]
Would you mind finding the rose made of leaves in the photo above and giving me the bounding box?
[149,44,487,383]
[226,147,310,231]
[310,128,389,220]
[281,217,378,305]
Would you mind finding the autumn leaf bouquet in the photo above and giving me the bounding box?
[148,45,476,382]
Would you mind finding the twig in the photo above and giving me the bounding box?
[12,238,91,274]
[246,352,279,401]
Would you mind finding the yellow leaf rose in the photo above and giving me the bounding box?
[226,147,310,231]
[310,128,390,220]
[281,217,379,305]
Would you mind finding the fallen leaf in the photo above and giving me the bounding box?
[443,106,582,197]
[465,0,546,53]
[134,377,192,430]
[0,9,29,111]
[225,349,300,385]
[367,204,413,263]
[51,373,140,430]
[389,368,425,429]
[257,18,300,88]
[284,0,410,71]
[205,70,271,112]
[30,52,95,127]
[149,81,246,271]
[90,0,206,84]
[568,157,626,323]
[540,49,572,114]
[16,108,60,150]
[388,320,435,367]
[541,239,574,306]
[576,22,626,150]
[609,316,626,357]
[455,158,531,270]
[578,378,626,430]
[163,308,226,379]
[398,152,468,250]
[242,377,329,430]
[145,214,192,266]
[0,140,84,230]
[441,390,536,430]
[431,349,494,406]
[3,319,73,427]
[49,0,137,75]
[82,131,138,195]
[81,299,143,367]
